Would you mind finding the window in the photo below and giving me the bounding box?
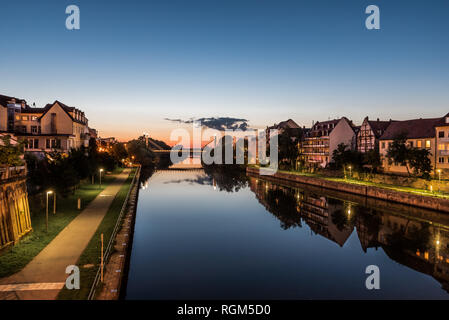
[439,131,445,138]
[21,126,27,133]
[31,116,38,121]
[439,144,445,151]
[381,142,386,149]
[409,141,414,148]
[417,140,422,148]
[51,139,61,149]
[46,139,50,149]
[31,126,38,134]
[21,116,29,121]
[425,140,431,148]
[15,115,20,120]
[439,157,445,163]
[34,139,39,149]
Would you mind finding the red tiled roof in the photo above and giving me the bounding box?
[379,117,441,140]
[367,119,395,138]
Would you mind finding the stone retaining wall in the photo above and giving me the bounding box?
[247,167,449,213]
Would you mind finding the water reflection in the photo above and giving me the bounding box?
[248,176,449,293]
[126,166,449,299]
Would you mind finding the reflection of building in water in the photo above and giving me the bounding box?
[374,213,449,292]
[301,194,353,247]
[248,177,449,292]
[248,178,301,229]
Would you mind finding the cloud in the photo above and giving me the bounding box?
[165,117,249,131]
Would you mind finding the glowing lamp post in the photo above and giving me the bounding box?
[99,169,104,189]
[46,190,53,232]
[348,166,352,179]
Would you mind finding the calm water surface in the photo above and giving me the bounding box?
[125,166,449,299]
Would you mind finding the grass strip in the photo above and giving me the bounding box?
[0,168,124,278]
[276,168,449,199]
[58,167,136,300]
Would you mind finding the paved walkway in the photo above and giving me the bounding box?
[0,169,131,300]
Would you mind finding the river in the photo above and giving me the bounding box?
[125,165,449,299]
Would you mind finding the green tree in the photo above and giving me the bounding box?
[111,143,128,164]
[277,130,301,170]
[409,148,432,179]
[0,135,24,167]
[331,143,363,170]
[386,133,432,178]
[363,149,382,173]
[127,139,155,167]
[386,133,410,174]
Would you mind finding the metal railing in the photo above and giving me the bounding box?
[87,165,141,300]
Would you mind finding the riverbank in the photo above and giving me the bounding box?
[247,167,449,213]
[57,167,139,300]
[0,168,123,279]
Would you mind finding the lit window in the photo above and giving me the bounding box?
[417,140,422,148]
[425,140,431,148]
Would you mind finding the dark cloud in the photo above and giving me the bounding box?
[165,117,249,131]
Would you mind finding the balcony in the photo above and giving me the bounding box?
[439,150,449,156]
[0,166,27,183]
[303,152,329,156]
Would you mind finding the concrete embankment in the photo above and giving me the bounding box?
[247,167,449,213]
[94,167,141,300]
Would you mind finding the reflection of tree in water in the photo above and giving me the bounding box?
[203,164,248,193]
[265,188,301,230]
[329,198,353,231]
[139,156,172,188]
[139,166,155,188]
[386,222,431,252]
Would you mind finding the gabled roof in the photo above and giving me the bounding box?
[268,119,300,130]
[379,117,441,140]
[38,100,86,125]
[364,117,395,138]
[0,94,27,108]
[434,113,449,127]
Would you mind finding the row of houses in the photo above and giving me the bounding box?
[0,94,98,157]
[268,112,449,175]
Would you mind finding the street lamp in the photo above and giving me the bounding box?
[437,169,441,183]
[348,166,352,178]
[99,168,104,189]
[46,190,53,232]
[53,192,56,215]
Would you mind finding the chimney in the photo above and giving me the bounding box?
[377,118,379,122]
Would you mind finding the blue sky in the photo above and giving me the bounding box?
[1,0,448,141]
